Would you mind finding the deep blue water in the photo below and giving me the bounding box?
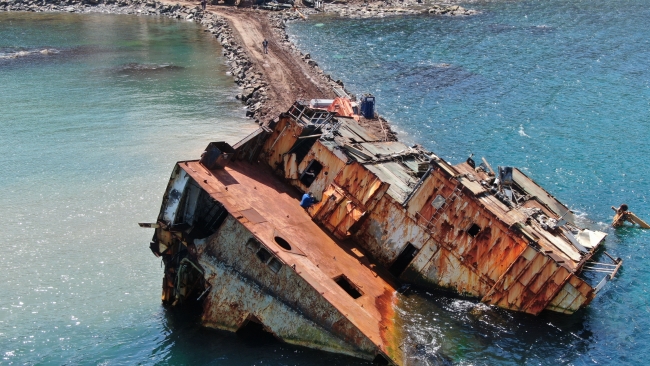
[288,0,650,364]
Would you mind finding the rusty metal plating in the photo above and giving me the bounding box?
[143,100,620,365]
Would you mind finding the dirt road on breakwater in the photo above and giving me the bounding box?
[166,1,337,121]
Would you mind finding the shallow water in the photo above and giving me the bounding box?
[288,0,650,363]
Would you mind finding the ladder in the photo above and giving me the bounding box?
[418,182,463,231]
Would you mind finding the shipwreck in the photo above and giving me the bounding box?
[142,97,622,364]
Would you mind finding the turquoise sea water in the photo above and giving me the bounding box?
[2,0,650,363]
[288,0,650,364]
[0,12,369,366]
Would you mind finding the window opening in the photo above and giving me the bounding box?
[288,131,320,164]
[431,195,446,209]
[299,160,323,187]
[256,247,272,263]
[180,180,202,225]
[274,236,291,250]
[246,238,260,252]
[184,190,227,239]
[467,224,481,237]
[268,258,282,273]
[389,243,419,278]
[334,275,362,299]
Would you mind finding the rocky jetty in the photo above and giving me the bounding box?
[317,1,477,18]
[1,0,476,127]
[1,0,183,15]
[213,18,269,120]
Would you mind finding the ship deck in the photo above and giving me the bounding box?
[178,159,401,353]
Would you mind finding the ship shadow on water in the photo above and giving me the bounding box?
[152,303,372,365]
[151,300,462,366]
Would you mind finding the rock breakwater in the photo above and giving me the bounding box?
[1,0,476,129]
[318,1,477,18]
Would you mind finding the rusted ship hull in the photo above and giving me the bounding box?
[148,156,404,364]
[244,102,619,315]
[144,100,620,364]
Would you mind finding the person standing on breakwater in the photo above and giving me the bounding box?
[262,39,269,54]
[200,0,206,11]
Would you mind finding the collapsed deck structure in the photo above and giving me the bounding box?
[144,100,621,364]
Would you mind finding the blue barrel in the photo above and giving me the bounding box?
[360,94,375,119]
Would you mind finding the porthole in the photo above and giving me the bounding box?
[274,236,292,250]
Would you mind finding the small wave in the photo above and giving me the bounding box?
[572,209,608,230]
[0,48,59,60]
[445,298,479,312]
[518,124,530,137]
[531,24,554,33]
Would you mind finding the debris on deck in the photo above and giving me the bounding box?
[142,98,621,364]
[612,204,650,228]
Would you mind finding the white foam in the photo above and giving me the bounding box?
[518,124,530,137]
[0,48,58,59]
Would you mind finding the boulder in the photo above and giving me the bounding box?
[242,87,255,99]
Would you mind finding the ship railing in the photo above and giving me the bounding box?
[585,252,623,294]
[582,261,619,273]
[288,101,334,126]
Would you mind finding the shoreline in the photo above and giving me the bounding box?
[1,0,477,140]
